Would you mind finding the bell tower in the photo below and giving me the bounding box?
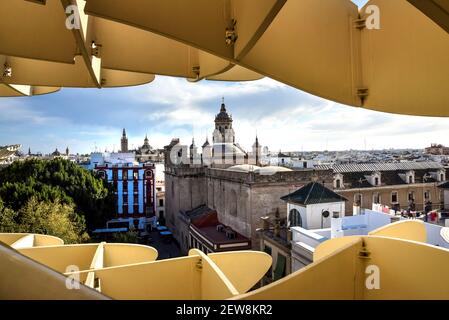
[212,98,235,144]
[121,128,129,152]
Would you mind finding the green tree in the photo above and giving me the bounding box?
[112,229,139,244]
[0,159,115,229]
[0,197,89,244]
[0,198,19,233]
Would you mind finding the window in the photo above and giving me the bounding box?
[334,174,344,189]
[159,199,164,207]
[441,174,445,182]
[123,170,128,181]
[374,177,379,186]
[373,193,381,204]
[335,179,341,189]
[156,187,162,192]
[303,161,307,168]
[289,209,302,227]
[424,190,431,201]
[409,175,413,184]
[354,194,362,206]
[391,192,398,203]
[408,192,415,201]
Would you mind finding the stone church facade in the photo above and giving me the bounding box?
[164,165,333,250]
[164,101,333,249]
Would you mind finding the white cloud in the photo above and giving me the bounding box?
[2,74,449,154]
[0,99,64,125]
[127,76,449,153]
[133,76,286,106]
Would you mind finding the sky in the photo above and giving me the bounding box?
[1,0,447,155]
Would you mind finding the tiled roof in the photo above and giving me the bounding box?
[339,169,439,189]
[0,148,16,160]
[439,181,449,189]
[317,161,443,173]
[281,182,348,205]
[190,211,250,245]
[215,103,232,122]
[277,153,290,158]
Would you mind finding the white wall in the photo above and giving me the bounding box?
[287,203,307,228]
[291,227,329,247]
[155,163,165,183]
[290,227,327,273]
[287,202,346,230]
[424,223,449,248]
[291,159,317,169]
[331,210,391,237]
[306,202,346,229]
[444,190,449,210]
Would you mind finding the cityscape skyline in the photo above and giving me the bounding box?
[2,0,449,302]
[1,75,449,155]
[0,0,443,156]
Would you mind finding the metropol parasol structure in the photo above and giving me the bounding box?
[1,0,449,299]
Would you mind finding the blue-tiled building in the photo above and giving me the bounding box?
[87,129,158,229]
[94,158,156,218]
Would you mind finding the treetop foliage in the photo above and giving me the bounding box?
[0,159,116,237]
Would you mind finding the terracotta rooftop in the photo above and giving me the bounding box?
[191,211,250,246]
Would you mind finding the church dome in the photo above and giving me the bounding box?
[215,103,232,122]
[228,164,261,172]
[255,166,293,174]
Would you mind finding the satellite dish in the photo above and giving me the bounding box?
[322,210,330,218]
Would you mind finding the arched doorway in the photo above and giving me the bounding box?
[289,209,302,227]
